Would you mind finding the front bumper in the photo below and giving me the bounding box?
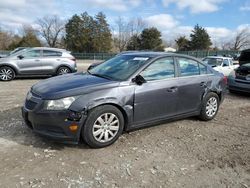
[22,104,86,144]
[228,76,250,93]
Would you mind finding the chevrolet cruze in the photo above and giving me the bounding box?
[22,52,226,148]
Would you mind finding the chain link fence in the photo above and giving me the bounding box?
[0,50,240,60]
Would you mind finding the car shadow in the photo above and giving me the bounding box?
[0,107,90,151]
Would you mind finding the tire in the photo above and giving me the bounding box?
[56,66,71,75]
[199,92,219,121]
[82,105,124,148]
[0,66,15,81]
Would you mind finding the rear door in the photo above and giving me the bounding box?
[133,57,179,125]
[17,49,42,74]
[40,50,63,74]
[175,57,208,114]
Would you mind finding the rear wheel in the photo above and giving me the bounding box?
[0,66,15,81]
[82,105,124,148]
[199,92,219,121]
[57,66,71,75]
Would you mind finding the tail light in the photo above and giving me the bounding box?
[223,76,228,85]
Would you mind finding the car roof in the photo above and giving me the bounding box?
[204,56,232,59]
[120,51,177,58]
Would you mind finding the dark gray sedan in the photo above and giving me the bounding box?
[22,52,226,148]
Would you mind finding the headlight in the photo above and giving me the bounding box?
[44,97,77,110]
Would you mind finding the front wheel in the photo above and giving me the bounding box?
[82,105,124,148]
[199,92,219,121]
[0,66,15,81]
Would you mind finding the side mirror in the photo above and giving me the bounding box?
[132,75,146,85]
[18,55,24,59]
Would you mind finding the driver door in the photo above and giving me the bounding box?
[133,57,179,126]
[17,49,42,74]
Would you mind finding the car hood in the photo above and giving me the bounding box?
[239,60,250,66]
[31,72,119,99]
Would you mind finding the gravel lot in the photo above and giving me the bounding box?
[0,60,249,188]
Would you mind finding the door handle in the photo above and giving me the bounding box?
[167,87,178,92]
[35,59,40,62]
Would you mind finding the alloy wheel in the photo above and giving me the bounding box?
[59,68,70,75]
[0,68,14,81]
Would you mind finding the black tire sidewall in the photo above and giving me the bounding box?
[200,92,219,121]
[0,66,15,81]
[82,105,124,148]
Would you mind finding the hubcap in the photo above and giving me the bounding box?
[205,97,218,117]
[92,113,119,143]
[0,68,13,81]
[59,68,69,75]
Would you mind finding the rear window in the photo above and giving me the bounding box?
[43,50,62,57]
[203,58,223,67]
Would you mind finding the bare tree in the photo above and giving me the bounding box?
[0,29,13,50]
[36,15,65,47]
[231,28,250,50]
[113,17,146,52]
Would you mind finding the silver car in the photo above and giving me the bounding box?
[0,47,77,81]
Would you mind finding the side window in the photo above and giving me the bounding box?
[229,59,233,66]
[141,57,175,81]
[178,58,199,77]
[43,50,62,57]
[222,59,229,67]
[22,50,41,58]
[199,63,207,74]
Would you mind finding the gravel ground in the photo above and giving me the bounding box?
[0,60,249,188]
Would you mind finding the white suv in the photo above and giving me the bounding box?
[202,56,239,76]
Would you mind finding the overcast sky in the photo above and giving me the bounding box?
[0,0,250,46]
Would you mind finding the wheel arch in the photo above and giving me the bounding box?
[86,102,130,132]
[0,64,18,75]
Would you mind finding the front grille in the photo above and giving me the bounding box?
[25,100,38,110]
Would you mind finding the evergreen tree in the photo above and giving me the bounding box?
[65,12,112,52]
[140,27,164,51]
[175,36,189,51]
[189,24,212,50]
[93,12,112,52]
[126,34,141,50]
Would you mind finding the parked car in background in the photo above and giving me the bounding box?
[0,47,77,81]
[228,49,250,93]
[202,56,239,76]
[22,52,226,148]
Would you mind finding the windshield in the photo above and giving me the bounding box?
[8,48,29,57]
[203,58,223,67]
[89,55,151,81]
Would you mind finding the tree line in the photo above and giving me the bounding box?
[0,12,249,52]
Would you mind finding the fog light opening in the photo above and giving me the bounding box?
[69,124,78,132]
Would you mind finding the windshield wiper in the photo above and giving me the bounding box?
[90,72,113,80]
